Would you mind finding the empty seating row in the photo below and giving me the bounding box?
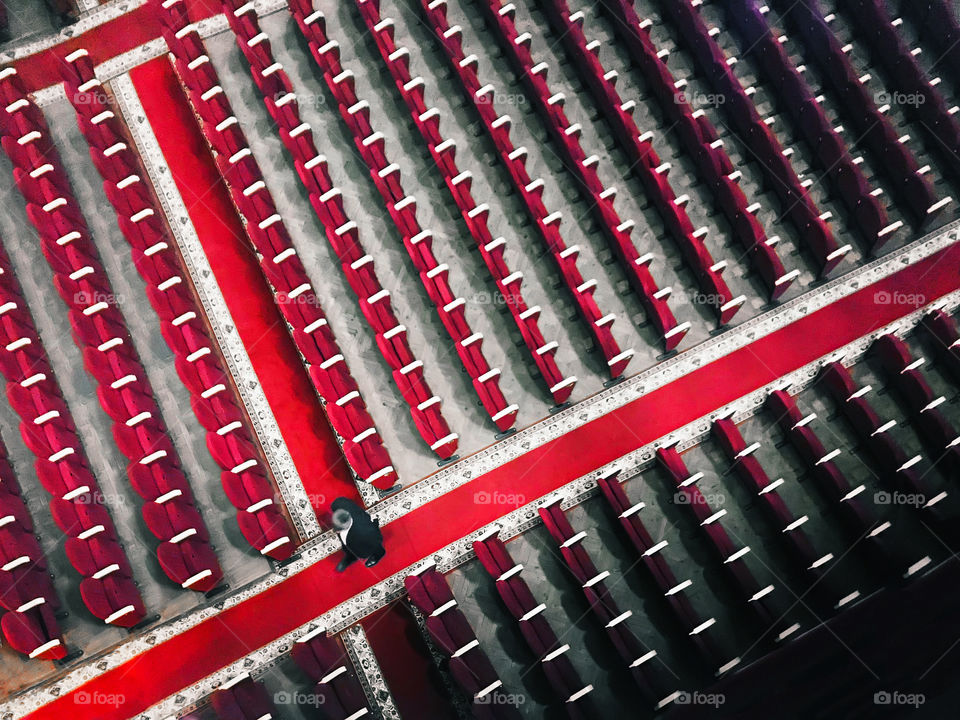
[1,71,176,628]
[278,1,518,433]
[472,529,596,717]
[774,0,945,228]
[348,0,579,404]
[0,67,229,589]
[0,429,66,660]
[155,0,399,490]
[596,470,739,674]
[656,446,802,640]
[291,626,371,719]
[837,0,960,182]
[538,499,678,709]
[873,333,960,476]
[213,0,460,459]
[59,50,293,563]
[477,0,746,329]
[711,416,854,607]
[591,0,799,301]
[725,0,898,253]
[416,0,641,375]
[0,235,152,631]
[208,673,279,720]
[819,359,947,538]
[405,565,519,718]
[898,0,960,91]
[765,389,903,575]
[660,0,850,275]
[920,307,960,382]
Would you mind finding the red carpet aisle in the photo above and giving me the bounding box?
[9,1,225,93]
[24,239,960,720]
[129,57,358,514]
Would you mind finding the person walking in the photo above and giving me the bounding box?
[330,497,385,571]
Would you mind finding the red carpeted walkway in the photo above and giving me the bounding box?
[129,57,357,514]
[9,1,224,93]
[24,235,960,719]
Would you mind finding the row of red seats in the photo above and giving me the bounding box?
[284,2,519,432]
[482,0,746,328]
[596,470,739,674]
[155,0,399,489]
[291,626,371,719]
[726,1,899,253]
[472,530,597,716]
[920,308,960,382]
[276,6,519,435]
[214,0,459,459]
[839,0,960,182]
[0,424,66,660]
[656,447,803,642]
[0,68,159,627]
[416,0,639,375]
[765,389,907,575]
[476,1,728,334]
[348,0,578,404]
[538,500,678,710]
[776,0,945,228]
[711,417,855,607]
[203,673,278,720]
[405,565,518,719]
[0,66,230,587]
[873,333,960,477]
[0,243,151,630]
[661,0,850,276]
[819,361,947,529]
[59,49,293,563]
[587,0,798,302]
[269,2,518,434]
[899,0,960,90]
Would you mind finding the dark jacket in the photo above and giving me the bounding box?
[331,497,384,559]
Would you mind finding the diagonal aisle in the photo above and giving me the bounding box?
[130,57,359,513]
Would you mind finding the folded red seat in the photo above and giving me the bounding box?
[79,575,146,627]
[211,673,277,720]
[35,456,96,498]
[236,507,293,560]
[50,496,113,536]
[156,539,222,591]
[191,392,244,432]
[1,605,66,660]
[128,461,192,501]
[404,567,454,614]
[142,498,209,543]
[65,534,133,578]
[221,469,275,511]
